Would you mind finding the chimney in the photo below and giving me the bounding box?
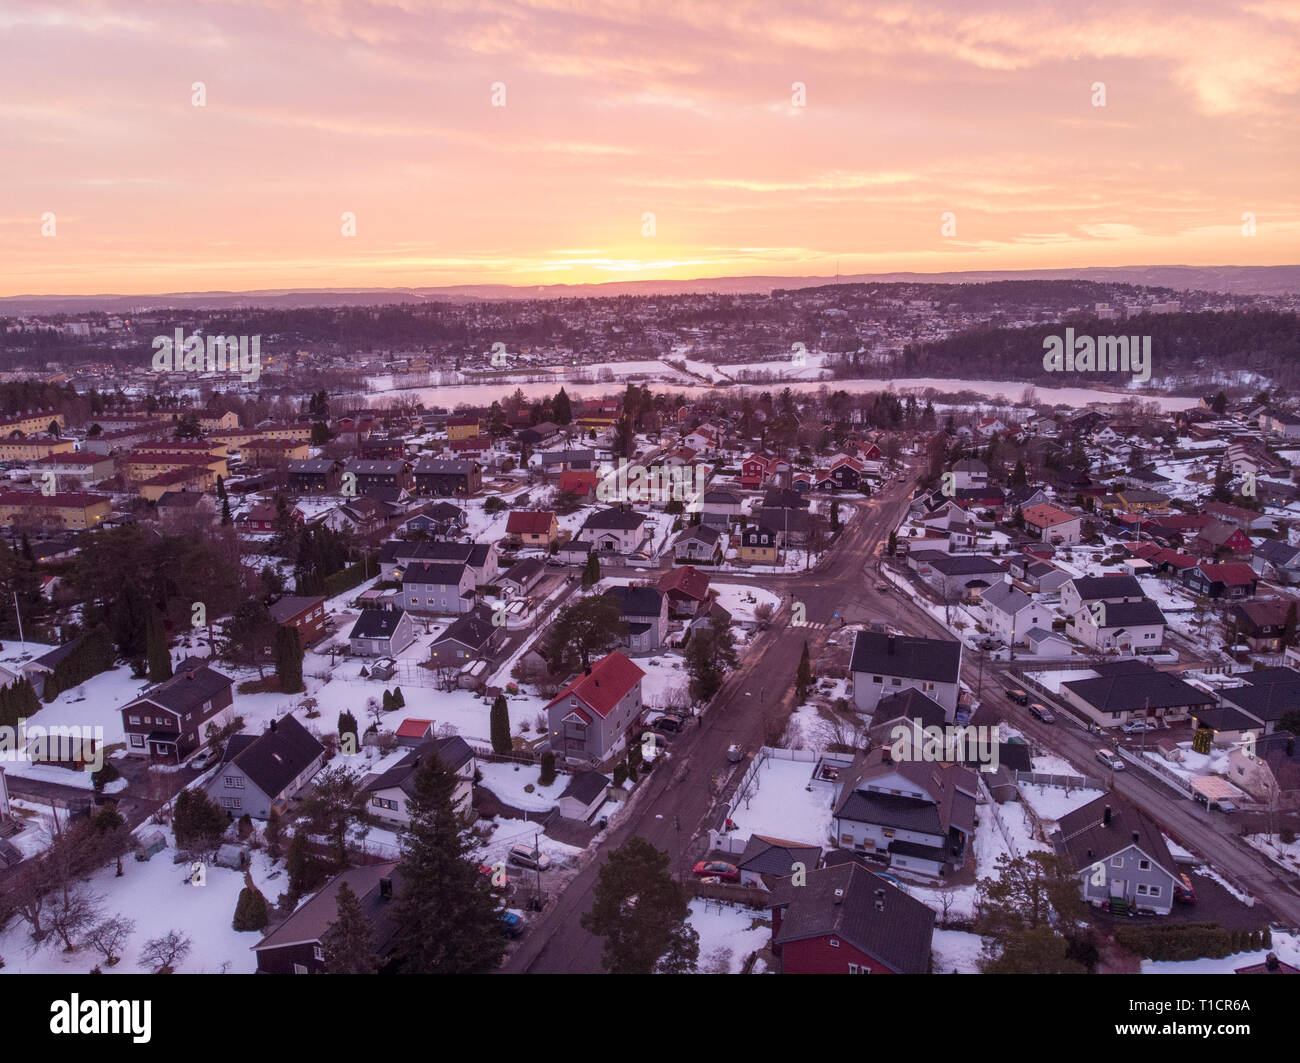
[584,665,592,676]
[1266,952,1279,971]
[1103,805,1112,826]
[887,634,896,655]
[832,888,844,904]
[379,877,393,900]
[269,719,277,733]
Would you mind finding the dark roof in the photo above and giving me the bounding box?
[868,688,949,733]
[925,555,1006,576]
[413,458,478,475]
[850,630,961,684]
[130,661,233,716]
[348,608,408,640]
[1063,667,1214,713]
[401,562,467,585]
[603,584,663,618]
[770,862,935,975]
[583,507,646,530]
[737,834,822,877]
[224,715,324,799]
[432,603,499,652]
[268,595,325,625]
[1071,574,1144,600]
[834,790,943,833]
[1093,599,1167,628]
[1220,673,1300,724]
[362,736,475,797]
[559,770,609,805]
[997,742,1033,773]
[501,558,544,584]
[253,862,401,955]
[1055,794,1177,877]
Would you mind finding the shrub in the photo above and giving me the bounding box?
[232,885,270,932]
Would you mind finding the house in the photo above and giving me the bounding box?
[1229,599,1297,654]
[402,501,467,538]
[398,562,476,614]
[768,861,935,974]
[1205,501,1274,533]
[363,736,477,826]
[602,584,670,654]
[252,862,403,974]
[656,565,712,615]
[0,491,112,530]
[121,659,235,762]
[739,525,779,564]
[324,496,385,535]
[1213,668,1300,737]
[1006,554,1071,596]
[345,459,414,497]
[545,651,647,765]
[287,458,343,494]
[849,631,962,717]
[1252,540,1300,583]
[950,458,988,489]
[382,539,498,585]
[831,747,977,877]
[499,557,545,597]
[518,421,563,447]
[393,718,435,747]
[736,835,822,890]
[700,489,743,527]
[1070,597,1167,654]
[505,510,558,547]
[577,507,648,554]
[556,469,599,500]
[1057,660,1215,729]
[428,602,506,666]
[156,490,217,530]
[348,607,417,657]
[557,770,611,822]
[671,523,722,563]
[268,595,328,649]
[358,435,407,460]
[914,554,1006,602]
[980,581,1053,646]
[1022,503,1083,546]
[1025,627,1072,656]
[205,715,325,820]
[1054,794,1178,916]
[740,453,789,490]
[412,458,482,498]
[1181,562,1259,600]
[1191,519,1253,560]
[539,449,595,473]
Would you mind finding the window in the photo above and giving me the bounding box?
[828,938,840,948]
[313,945,325,962]
[128,715,140,725]
[891,678,901,686]
[225,776,244,789]
[130,734,145,748]
[219,796,240,809]
[872,676,882,684]
[372,797,398,811]
[293,963,308,974]
[1111,856,1123,868]
[1148,885,1161,897]
[1139,859,1151,870]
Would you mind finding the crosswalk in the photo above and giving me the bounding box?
[793,621,828,630]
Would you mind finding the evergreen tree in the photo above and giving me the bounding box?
[581,836,698,974]
[490,694,511,755]
[392,686,405,709]
[887,531,897,556]
[265,808,284,859]
[221,496,232,526]
[553,387,572,426]
[382,688,395,713]
[286,831,325,901]
[581,552,601,589]
[173,788,228,850]
[231,883,269,932]
[391,749,507,973]
[321,880,380,974]
[539,751,556,787]
[275,625,304,693]
[146,608,172,683]
[338,710,359,754]
[795,641,812,703]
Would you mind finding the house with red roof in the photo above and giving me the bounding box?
[545,651,647,765]
[505,510,558,546]
[557,469,599,500]
[656,564,713,616]
[740,453,789,490]
[1181,562,1260,600]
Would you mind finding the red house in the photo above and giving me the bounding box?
[740,453,789,490]
[769,861,935,974]
[557,469,599,500]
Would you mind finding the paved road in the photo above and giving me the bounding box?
[503,473,920,972]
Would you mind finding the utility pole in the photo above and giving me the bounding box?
[13,591,23,647]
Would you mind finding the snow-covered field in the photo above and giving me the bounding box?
[688,899,772,973]
[727,756,833,847]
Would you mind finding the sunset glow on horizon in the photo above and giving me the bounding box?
[3,0,1298,297]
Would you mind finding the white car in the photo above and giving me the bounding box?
[1120,720,1152,734]
[1095,749,1125,771]
[189,750,217,771]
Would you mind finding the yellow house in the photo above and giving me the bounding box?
[137,468,214,501]
[446,416,483,443]
[738,526,779,564]
[0,436,76,461]
[0,490,111,529]
[1114,489,1172,513]
[132,438,229,459]
[244,438,311,464]
[0,411,66,436]
[211,423,311,448]
[198,411,240,432]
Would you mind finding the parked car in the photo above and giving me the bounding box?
[189,750,217,771]
[499,910,524,938]
[546,558,565,567]
[1028,703,1056,724]
[1174,873,1196,904]
[874,581,891,592]
[507,845,552,871]
[1006,688,1030,705]
[1120,720,1153,734]
[1095,749,1125,771]
[638,731,669,751]
[653,714,686,733]
[726,743,745,763]
[692,860,739,883]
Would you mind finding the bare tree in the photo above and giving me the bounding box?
[139,930,192,973]
[46,887,104,952]
[86,915,136,966]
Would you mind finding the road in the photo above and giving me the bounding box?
[503,472,920,972]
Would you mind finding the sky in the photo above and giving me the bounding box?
[2,0,1298,296]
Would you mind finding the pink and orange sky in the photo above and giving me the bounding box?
[2,0,1298,297]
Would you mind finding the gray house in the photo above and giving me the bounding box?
[545,651,646,765]
[849,630,962,718]
[205,715,326,820]
[672,524,723,562]
[602,584,670,654]
[362,736,477,826]
[348,608,417,657]
[398,562,476,614]
[428,602,507,668]
[1054,794,1178,916]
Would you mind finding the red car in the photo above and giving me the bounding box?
[692,860,740,883]
[1174,873,1196,904]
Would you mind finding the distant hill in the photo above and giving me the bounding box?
[2,264,1297,314]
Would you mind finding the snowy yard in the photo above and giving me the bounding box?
[726,755,833,848]
[687,899,772,973]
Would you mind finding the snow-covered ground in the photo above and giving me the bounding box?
[687,899,772,973]
[709,583,780,624]
[932,929,986,974]
[477,761,567,811]
[1017,783,1106,825]
[727,756,833,847]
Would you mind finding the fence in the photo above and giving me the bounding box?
[1014,770,1105,791]
[979,776,1021,861]
[689,879,770,909]
[1114,746,1199,799]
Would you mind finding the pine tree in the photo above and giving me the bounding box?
[286,832,324,901]
[231,882,269,931]
[391,750,507,973]
[581,552,601,589]
[382,688,395,713]
[392,686,405,709]
[221,496,232,526]
[539,751,556,787]
[266,808,283,859]
[146,608,172,683]
[490,694,511,755]
[338,710,359,754]
[795,641,812,703]
[553,388,572,426]
[321,881,380,974]
[275,625,304,693]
